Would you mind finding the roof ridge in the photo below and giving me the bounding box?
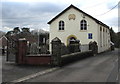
[47,5,109,28]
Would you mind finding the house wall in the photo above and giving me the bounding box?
[0,36,7,49]
[97,25,111,53]
[49,8,110,53]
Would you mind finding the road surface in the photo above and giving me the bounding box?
[24,49,119,82]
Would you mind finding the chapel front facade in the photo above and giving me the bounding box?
[48,5,111,53]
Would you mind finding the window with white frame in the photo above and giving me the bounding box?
[59,21,64,30]
[80,20,87,30]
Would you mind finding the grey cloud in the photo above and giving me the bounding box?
[2,2,29,19]
[30,2,63,13]
[2,2,63,19]
[105,17,118,28]
[2,2,64,31]
[2,18,48,27]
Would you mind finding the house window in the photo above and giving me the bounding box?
[88,33,92,39]
[106,29,107,32]
[80,20,87,30]
[100,27,102,47]
[59,21,64,30]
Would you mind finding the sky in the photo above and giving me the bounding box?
[0,0,119,32]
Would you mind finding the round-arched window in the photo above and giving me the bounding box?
[59,21,64,30]
[80,20,87,30]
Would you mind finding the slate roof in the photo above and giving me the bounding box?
[47,4,109,28]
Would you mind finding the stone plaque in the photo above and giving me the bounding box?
[68,14,76,20]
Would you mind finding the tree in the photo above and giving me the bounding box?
[5,31,14,40]
[13,27,20,34]
[5,27,36,44]
[21,27,30,33]
[19,27,30,38]
[117,32,120,48]
[110,27,118,48]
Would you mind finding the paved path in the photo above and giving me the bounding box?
[118,48,120,84]
[2,55,51,82]
[24,49,118,82]
[0,55,2,83]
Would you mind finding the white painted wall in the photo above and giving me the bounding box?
[49,7,110,53]
[97,25,111,53]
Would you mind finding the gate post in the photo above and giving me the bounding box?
[16,38,27,64]
[89,41,98,55]
[51,37,62,66]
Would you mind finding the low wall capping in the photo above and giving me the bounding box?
[26,54,51,57]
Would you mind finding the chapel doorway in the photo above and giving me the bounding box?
[67,35,77,45]
[69,37,76,44]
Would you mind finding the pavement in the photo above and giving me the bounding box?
[1,49,119,83]
[2,55,52,82]
[118,48,120,84]
[0,54,2,83]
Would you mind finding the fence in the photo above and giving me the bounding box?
[27,42,49,55]
[6,40,17,62]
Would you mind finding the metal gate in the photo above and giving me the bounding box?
[6,39,17,62]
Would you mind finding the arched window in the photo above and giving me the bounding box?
[59,21,64,30]
[80,20,87,30]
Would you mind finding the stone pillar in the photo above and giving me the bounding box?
[89,41,98,55]
[89,41,93,51]
[93,41,98,54]
[16,38,27,64]
[51,37,62,66]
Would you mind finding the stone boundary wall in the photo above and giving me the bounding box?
[25,54,51,65]
[61,50,93,66]
[80,44,89,52]
[15,38,97,66]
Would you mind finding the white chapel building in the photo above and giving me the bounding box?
[48,5,111,53]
